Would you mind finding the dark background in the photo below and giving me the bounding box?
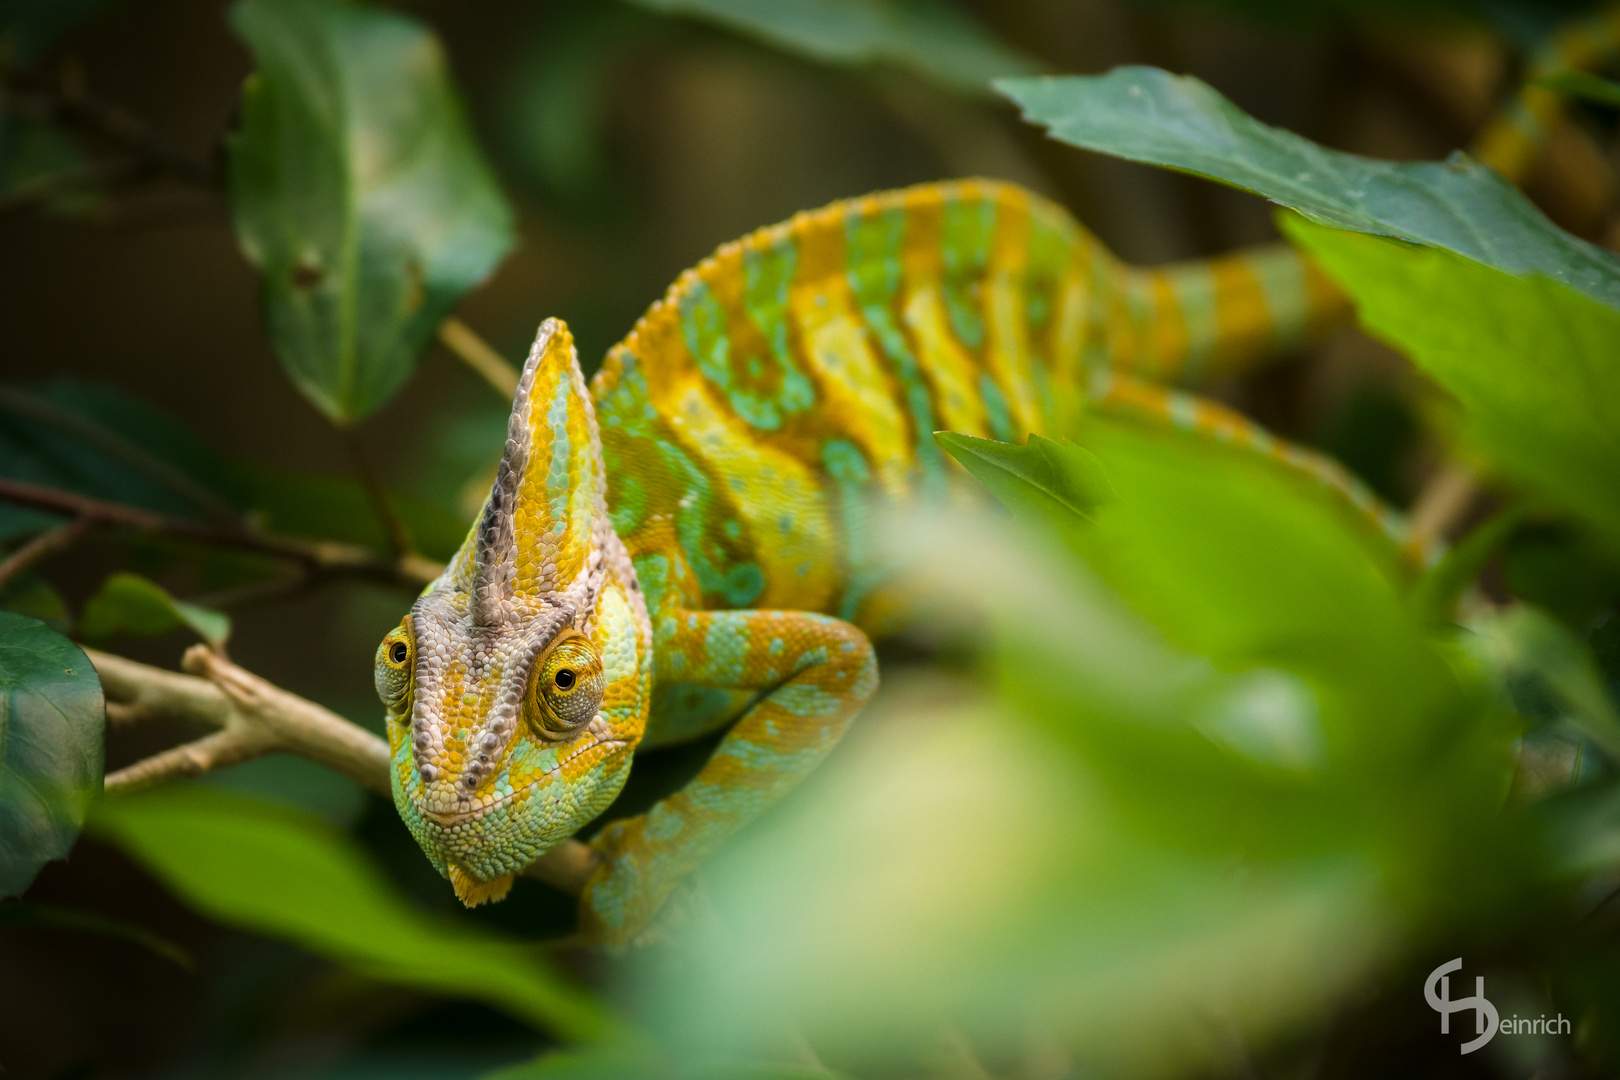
[1,1,1614,1075]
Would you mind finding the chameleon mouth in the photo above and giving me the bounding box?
[416,737,628,827]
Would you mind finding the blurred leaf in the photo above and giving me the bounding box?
[1506,523,1620,631]
[0,0,111,62]
[486,1047,841,1080]
[996,66,1620,312]
[235,463,469,563]
[0,901,191,967]
[89,785,611,1039]
[0,611,103,899]
[196,754,365,827]
[625,0,1042,97]
[1412,505,1530,624]
[0,114,101,215]
[79,572,231,648]
[1464,605,1620,761]
[1285,218,1620,552]
[0,570,69,633]
[936,432,1111,526]
[1535,69,1620,108]
[228,0,515,422]
[0,380,241,540]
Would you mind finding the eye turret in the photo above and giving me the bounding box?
[374,617,415,713]
[525,631,605,740]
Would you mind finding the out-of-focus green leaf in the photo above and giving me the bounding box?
[0,901,191,967]
[0,115,101,215]
[78,572,231,648]
[89,786,611,1040]
[936,432,1111,526]
[1284,217,1620,552]
[196,754,365,827]
[1505,524,1620,631]
[0,0,110,62]
[625,0,1042,96]
[235,464,469,563]
[1413,505,1530,624]
[1535,69,1620,108]
[996,66,1620,312]
[0,380,241,539]
[486,1047,841,1080]
[228,0,515,422]
[0,571,69,634]
[1465,605,1620,761]
[0,611,103,899]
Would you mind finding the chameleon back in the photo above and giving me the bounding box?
[589,179,1344,641]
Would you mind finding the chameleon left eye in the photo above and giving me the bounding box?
[525,632,604,740]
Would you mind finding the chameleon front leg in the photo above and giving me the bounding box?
[579,608,878,944]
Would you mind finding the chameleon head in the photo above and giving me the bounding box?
[374,318,652,906]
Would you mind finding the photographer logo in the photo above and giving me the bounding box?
[1424,959,1570,1055]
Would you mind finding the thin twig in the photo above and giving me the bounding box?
[1409,461,1480,552]
[0,516,90,589]
[439,316,520,399]
[93,647,596,893]
[339,431,415,562]
[0,477,440,589]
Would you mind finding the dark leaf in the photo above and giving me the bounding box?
[0,611,103,898]
[78,572,230,648]
[996,66,1620,311]
[227,0,516,422]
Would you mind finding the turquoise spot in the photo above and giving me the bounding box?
[941,196,996,351]
[979,373,1015,442]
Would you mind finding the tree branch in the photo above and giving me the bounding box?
[93,647,598,894]
[0,477,441,590]
[1408,461,1480,552]
[438,316,520,399]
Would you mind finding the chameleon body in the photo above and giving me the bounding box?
[376,179,1374,943]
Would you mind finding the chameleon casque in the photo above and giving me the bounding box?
[372,178,1382,945]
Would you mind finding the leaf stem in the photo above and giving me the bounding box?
[1408,461,1480,551]
[438,316,520,398]
[0,516,90,590]
[339,431,415,562]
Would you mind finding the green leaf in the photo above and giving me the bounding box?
[625,0,1042,97]
[995,67,1620,311]
[1412,505,1530,624]
[89,785,612,1040]
[935,432,1112,526]
[1535,70,1620,109]
[1283,217,1620,552]
[0,611,103,899]
[0,571,70,634]
[1464,605,1620,762]
[78,572,231,648]
[227,0,515,422]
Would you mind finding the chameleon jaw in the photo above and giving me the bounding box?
[415,730,628,828]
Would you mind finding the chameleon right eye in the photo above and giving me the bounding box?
[525,632,604,740]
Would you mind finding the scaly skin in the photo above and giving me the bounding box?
[378,179,1400,944]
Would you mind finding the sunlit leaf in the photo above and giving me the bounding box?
[1284,217,1620,551]
[89,785,611,1040]
[228,0,515,422]
[0,611,103,899]
[996,66,1620,311]
[626,0,1042,96]
[78,572,231,648]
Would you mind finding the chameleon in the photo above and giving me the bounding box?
[372,177,1415,945]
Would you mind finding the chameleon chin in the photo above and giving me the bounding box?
[373,178,1349,944]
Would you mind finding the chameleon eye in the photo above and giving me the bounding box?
[374,617,414,713]
[525,632,604,740]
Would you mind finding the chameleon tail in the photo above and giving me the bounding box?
[1104,245,1349,385]
[1087,370,1433,568]
[1474,2,1620,184]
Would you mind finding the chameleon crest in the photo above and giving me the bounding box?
[379,318,652,905]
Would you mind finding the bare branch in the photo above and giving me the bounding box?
[439,316,520,398]
[0,516,89,589]
[1409,461,1480,552]
[92,647,595,893]
[0,477,441,590]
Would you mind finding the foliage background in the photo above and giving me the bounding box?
[2,0,1619,1077]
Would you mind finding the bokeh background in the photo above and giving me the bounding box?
[2,0,1617,1076]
